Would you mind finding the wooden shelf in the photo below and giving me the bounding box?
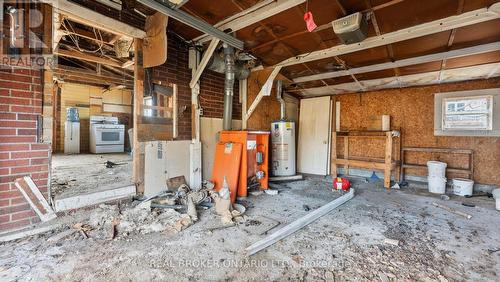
[400,147,474,181]
[332,130,401,189]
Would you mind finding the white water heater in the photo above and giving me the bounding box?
[271,121,296,176]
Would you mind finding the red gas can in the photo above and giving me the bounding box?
[333,177,350,191]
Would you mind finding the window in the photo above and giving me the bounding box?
[442,96,493,130]
[434,88,499,137]
[143,96,153,117]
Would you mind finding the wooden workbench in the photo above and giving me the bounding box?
[331,130,401,188]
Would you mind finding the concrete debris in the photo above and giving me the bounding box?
[249,191,263,196]
[440,195,450,201]
[391,183,400,190]
[384,238,400,246]
[2,177,497,281]
[264,189,279,195]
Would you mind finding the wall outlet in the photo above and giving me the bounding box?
[199,108,203,116]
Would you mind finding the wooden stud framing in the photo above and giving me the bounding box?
[240,78,248,129]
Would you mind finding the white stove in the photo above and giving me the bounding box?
[90,116,125,153]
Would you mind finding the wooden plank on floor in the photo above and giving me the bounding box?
[14,177,57,222]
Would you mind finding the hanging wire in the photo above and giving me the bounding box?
[61,19,105,54]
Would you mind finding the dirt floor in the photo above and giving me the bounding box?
[1,177,499,281]
[51,153,133,199]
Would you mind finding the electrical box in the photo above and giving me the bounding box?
[332,12,368,44]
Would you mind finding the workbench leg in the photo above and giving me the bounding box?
[384,132,393,189]
[331,131,337,177]
[343,136,349,175]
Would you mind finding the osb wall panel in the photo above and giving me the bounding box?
[333,77,500,185]
[247,69,291,130]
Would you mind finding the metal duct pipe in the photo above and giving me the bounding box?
[223,44,236,130]
[207,53,250,80]
[276,80,285,120]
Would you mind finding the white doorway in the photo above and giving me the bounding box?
[297,96,332,175]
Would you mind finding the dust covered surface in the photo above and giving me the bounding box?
[1,177,499,281]
[51,153,133,199]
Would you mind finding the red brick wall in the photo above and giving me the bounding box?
[153,33,241,139]
[0,67,50,232]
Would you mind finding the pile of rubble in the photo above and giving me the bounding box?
[58,179,248,240]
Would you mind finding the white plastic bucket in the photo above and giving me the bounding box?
[427,161,447,177]
[493,189,500,211]
[452,178,474,196]
[428,176,447,194]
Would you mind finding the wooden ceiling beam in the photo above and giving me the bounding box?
[291,62,500,97]
[268,5,500,68]
[58,25,113,46]
[292,41,500,83]
[55,49,123,68]
[249,0,406,53]
[194,0,306,43]
[41,0,146,38]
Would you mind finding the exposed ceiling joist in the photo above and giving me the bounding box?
[41,0,146,38]
[54,65,133,87]
[293,62,500,97]
[55,49,123,68]
[293,42,500,83]
[137,0,244,49]
[270,4,500,68]
[194,0,306,43]
[58,27,113,47]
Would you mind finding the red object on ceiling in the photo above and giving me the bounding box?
[303,11,317,32]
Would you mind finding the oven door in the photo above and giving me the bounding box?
[93,126,124,145]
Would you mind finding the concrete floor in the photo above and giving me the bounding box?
[1,177,499,281]
[51,153,133,199]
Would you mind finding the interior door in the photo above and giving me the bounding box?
[298,96,331,175]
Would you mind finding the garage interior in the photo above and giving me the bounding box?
[0,0,499,280]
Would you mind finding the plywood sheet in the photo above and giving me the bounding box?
[334,77,500,185]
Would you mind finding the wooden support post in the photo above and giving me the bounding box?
[331,131,337,176]
[172,84,178,139]
[246,66,282,119]
[384,131,393,188]
[241,79,248,129]
[133,39,145,194]
[343,136,349,175]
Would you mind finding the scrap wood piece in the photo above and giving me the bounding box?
[73,223,93,238]
[14,176,57,222]
[432,202,472,220]
[245,189,355,256]
[46,228,78,243]
[166,175,187,190]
